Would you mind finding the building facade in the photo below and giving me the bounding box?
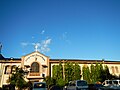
[0,50,120,87]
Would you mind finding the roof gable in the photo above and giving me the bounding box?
[22,51,49,66]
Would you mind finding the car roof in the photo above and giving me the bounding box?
[34,82,46,84]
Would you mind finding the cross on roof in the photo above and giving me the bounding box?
[35,44,38,52]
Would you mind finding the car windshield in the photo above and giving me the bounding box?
[34,83,46,88]
[113,81,118,84]
[77,81,87,86]
[106,81,112,84]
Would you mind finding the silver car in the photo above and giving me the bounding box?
[67,80,88,90]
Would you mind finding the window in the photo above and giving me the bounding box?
[115,66,119,73]
[111,66,115,74]
[31,62,39,73]
[113,81,118,84]
[4,66,11,74]
[77,81,87,86]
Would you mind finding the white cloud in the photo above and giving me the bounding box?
[41,30,45,34]
[31,38,52,53]
[31,43,35,45]
[36,43,41,47]
[32,36,35,39]
[60,32,71,44]
[21,42,29,47]
[40,38,52,53]
[62,32,67,39]
[43,39,51,45]
[21,37,52,53]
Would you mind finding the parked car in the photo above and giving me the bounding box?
[49,85,61,90]
[88,84,103,90]
[102,80,120,86]
[33,82,47,90]
[101,79,120,90]
[67,80,88,90]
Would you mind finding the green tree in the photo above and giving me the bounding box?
[95,63,101,82]
[90,64,96,83]
[90,63,105,83]
[52,61,64,86]
[44,76,56,88]
[57,78,65,87]
[82,63,116,84]
[101,65,112,80]
[52,65,59,80]
[72,63,81,80]
[82,65,90,83]
[52,61,81,86]
[7,67,27,90]
[98,63,104,82]
[56,61,64,86]
[65,62,73,83]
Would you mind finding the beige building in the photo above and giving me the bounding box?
[0,50,120,88]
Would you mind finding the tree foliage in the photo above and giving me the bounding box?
[52,61,81,86]
[7,67,27,90]
[73,63,81,80]
[65,62,73,83]
[82,63,115,84]
[82,65,90,83]
[52,61,64,86]
[51,61,115,86]
[44,76,56,88]
[90,64,96,83]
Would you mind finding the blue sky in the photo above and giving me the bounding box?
[0,0,120,60]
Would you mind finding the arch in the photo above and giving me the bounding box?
[4,65,11,74]
[30,62,40,73]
